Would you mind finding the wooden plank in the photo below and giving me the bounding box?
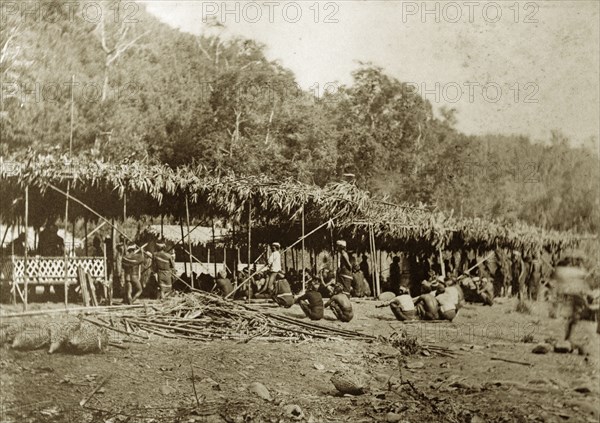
[87,272,98,307]
[78,266,90,307]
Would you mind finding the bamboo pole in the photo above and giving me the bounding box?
[160,214,164,238]
[63,182,71,307]
[179,219,187,276]
[439,247,446,278]
[123,191,127,223]
[84,217,88,256]
[212,219,218,278]
[23,185,28,311]
[185,195,194,285]
[247,202,252,303]
[301,205,306,292]
[110,219,116,306]
[11,224,16,304]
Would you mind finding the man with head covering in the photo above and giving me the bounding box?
[324,284,354,322]
[336,240,353,295]
[152,241,175,299]
[263,242,282,295]
[122,244,145,304]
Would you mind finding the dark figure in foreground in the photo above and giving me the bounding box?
[324,284,354,322]
[296,282,324,321]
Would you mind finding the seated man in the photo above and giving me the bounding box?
[271,273,294,308]
[380,287,418,321]
[252,273,271,299]
[477,277,494,306]
[324,284,354,322]
[215,270,233,298]
[414,281,440,320]
[319,268,336,297]
[435,284,457,321]
[296,281,324,321]
[444,278,465,311]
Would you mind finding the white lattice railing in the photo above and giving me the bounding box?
[0,256,107,285]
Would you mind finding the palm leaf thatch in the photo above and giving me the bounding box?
[0,153,580,253]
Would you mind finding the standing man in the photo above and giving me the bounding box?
[122,245,144,304]
[266,242,282,294]
[336,240,353,296]
[153,242,175,300]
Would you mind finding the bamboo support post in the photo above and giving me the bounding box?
[247,203,252,303]
[11,224,16,304]
[23,185,28,311]
[63,181,71,308]
[439,247,446,278]
[84,217,88,256]
[179,220,187,276]
[301,205,306,292]
[185,195,194,285]
[212,219,217,278]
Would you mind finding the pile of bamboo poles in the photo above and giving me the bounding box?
[91,292,376,343]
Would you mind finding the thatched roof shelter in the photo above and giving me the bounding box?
[0,153,580,254]
[143,225,228,247]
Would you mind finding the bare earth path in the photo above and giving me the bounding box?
[1,298,598,423]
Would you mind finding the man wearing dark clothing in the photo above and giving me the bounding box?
[389,256,401,295]
[336,240,353,295]
[38,224,64,256]
[296,283,324,320]
[272,274,294,308]
[122,245,144,304]
[153,243,175,299]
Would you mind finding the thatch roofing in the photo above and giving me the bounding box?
[0,153,580,254]
[144,225,228,246]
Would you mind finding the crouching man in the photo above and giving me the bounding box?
[271,273,294,308]
[324,284,354,322]
[414,281,439,321]
[435,283,457,321]
[295,281,324,321]
[379,287,418,321]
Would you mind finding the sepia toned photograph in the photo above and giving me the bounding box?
[0,1,598,422]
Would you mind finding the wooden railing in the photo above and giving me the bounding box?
[0,256,107,285]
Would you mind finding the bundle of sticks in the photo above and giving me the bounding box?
[86,292,375,343]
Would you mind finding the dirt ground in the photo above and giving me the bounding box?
[0,298,599,423]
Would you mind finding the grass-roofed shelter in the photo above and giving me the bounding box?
[0,153,581,308]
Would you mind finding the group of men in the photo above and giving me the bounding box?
[379,277,469,322]
[120,241,176,304]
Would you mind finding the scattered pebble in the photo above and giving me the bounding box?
[248,382,271,401]
[532,343,552,354]
[554,341,572,354]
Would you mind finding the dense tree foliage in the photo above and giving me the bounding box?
[0,0,597,233]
